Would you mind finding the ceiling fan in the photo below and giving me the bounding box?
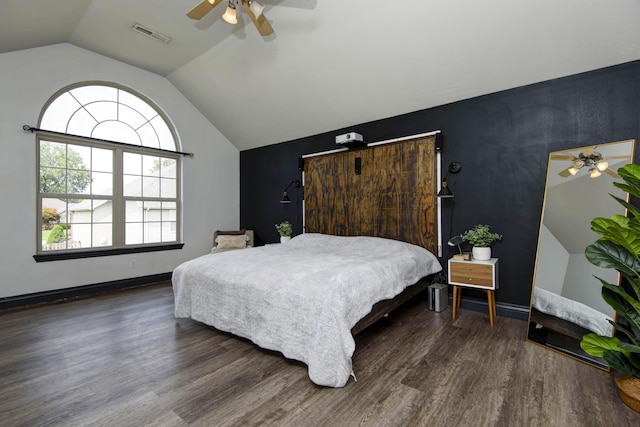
[552,146,627,178]
[187,0,274,36]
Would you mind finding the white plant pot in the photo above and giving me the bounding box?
[472,246,491,261]
[280,236,291,243]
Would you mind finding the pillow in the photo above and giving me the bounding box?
[215,234,249,249]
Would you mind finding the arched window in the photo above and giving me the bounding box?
[35,82,182,260]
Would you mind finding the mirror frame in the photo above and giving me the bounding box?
[526,139,636,370]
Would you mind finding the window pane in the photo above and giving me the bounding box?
[67,108,98,137]
[162,222,177,242]
[118,103,147,130]
[68,145,90,171]
[152,116,175,151]
[123,152,141,175]
[67,170,91,195]
[144,201,162,221]
[93,200,112,223]
[126,200,143,222]
[41,198,69,251]
[92,172,112,196]
[161,158,176,178]
[92,148,113,173]
[70,85,117,105]
[126,223,143,245]
[40,167,66,194]
[42,198,66,229]
[142,176,159,197]
[40,141,67,167]
[123,175,141,197]
[68,199,92,223]
[161,202,176,221]
[71,223,90,248]
[143,155,160,176]
[138,123,160,149]
[93,223,112,247]
[160,178,176,198]
[119,90,158,120]
[145,222,162,244]
[40,93,82,133]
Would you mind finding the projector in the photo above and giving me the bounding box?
[335,132,364,146]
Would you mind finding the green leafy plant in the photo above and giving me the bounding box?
[41,207,60,230]
[39,141,91,196]
[461,224,502,247]
[46,224,68,244]
[580,164,640,378]
[275,221,292,237]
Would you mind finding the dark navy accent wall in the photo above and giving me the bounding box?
[240,60,640,308]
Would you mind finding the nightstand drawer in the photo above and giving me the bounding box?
[450,263,493,287]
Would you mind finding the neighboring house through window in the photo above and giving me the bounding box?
[36,82,182,259]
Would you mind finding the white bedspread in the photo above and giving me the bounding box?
[532,287,613,336]
[172,233,441,387]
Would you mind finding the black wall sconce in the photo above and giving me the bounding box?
[437,162,462,198]
[280,180,301,203]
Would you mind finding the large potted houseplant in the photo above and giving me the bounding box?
[275,221,293,243]
[580,163,640,412]
[461,224,502,261]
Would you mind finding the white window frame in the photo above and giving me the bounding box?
[34,82,183,261]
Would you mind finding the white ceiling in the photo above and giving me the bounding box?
[544,140,634,254]
[1,0,640,151]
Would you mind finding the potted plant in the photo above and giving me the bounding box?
[580,163,640,412]
[461,224,502,260]
[275,221,293,243]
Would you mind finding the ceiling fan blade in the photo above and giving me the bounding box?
[605,155,631,159]
[550,155,577,161]
[604,168,620,179]
[558,168,573,177]
[241,1,274,36]
[187,0,224,20]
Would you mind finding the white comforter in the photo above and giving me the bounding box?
[172,233,441,387]
[532,287,613,336]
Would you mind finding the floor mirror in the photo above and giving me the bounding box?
[526,139,635,369]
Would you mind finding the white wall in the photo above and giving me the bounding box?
[563,254,616,316]
[0,44,239,298]
[533,225,568,295]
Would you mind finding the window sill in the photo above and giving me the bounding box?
[33,243,184,262]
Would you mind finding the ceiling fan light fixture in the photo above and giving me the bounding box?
[596,160,609,171]
[249,0,265,17]
[568,166,580,176]
[589,168,602,178]
[222,1,238,24]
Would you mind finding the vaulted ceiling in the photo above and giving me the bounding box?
[1,0,639,151]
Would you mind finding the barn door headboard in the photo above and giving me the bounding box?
[303,135,438,253]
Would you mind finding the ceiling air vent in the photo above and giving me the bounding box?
[131,23,172,44]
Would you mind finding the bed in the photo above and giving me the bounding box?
[172,233,442,387]
[531,287,613,337]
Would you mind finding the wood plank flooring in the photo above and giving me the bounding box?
[1,282,639,426]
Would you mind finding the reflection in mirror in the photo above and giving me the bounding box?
[526,139,635,369]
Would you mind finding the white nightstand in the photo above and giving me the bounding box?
[448,257,499,326]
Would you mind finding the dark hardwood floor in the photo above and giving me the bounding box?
[1,282,639,426]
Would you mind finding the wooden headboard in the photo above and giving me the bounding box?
[303,135,438,253]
